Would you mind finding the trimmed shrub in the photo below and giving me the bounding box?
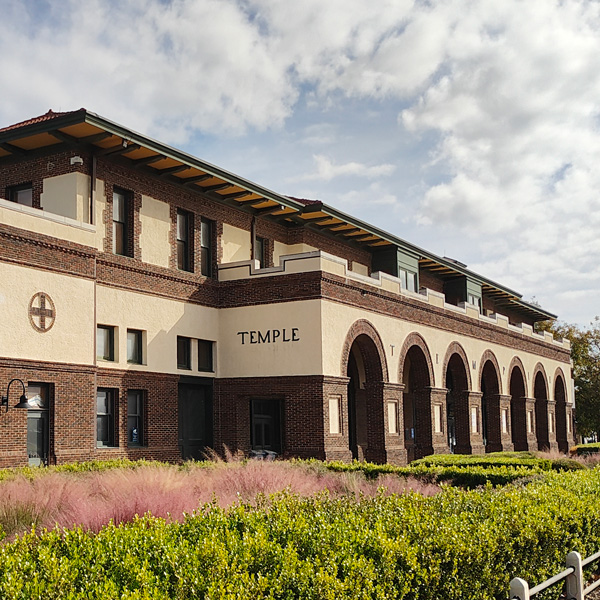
[1,469,600,598]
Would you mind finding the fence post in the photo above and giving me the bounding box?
[565,551,584,600]
[510,577,531,600]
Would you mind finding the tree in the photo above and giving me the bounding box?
[537,317,600,437]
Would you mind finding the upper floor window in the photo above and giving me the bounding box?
[255,236,266,268]
[200,218,213,277]
[198,339,214,372]
[177,336,191,370]
[177,210,192,272]
[113,188,131,256]
[8,183,33,207]
[400,268,418,293]
[97,325,115,361]
[127,329,143,364]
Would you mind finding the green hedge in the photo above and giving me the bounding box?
[573,443,600,455]
[2,469,600,599]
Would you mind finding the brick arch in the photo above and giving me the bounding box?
[397,332,435,388]
[478,350,503,395]
[532,363,549,397]
[340,319,388,382]
[508,356,529,399]
[442,342,472,391]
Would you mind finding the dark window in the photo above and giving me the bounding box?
[112,188,130,256]
[255,236,266,268]
[97,325,115,361]
[198,339,214,372]
[200,218,213,277]
[251,398,282,454]
[127,329,143,364]
[177,336,191,370]
[177,210,192,271]
[8,183,33,206]
[127,390,145,446]
[96,388,116,447]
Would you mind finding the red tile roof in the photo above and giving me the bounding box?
[287,196,322,206]
[0,108,84,133]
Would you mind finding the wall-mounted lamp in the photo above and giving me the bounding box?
[70,156,84,166]
[1,379,30,412]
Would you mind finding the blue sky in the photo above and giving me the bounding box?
[2,0,600,325]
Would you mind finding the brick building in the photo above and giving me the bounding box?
[0,109,575,467]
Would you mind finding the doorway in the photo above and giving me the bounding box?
[178,381,213,460]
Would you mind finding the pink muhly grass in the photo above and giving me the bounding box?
[0,461,440,538]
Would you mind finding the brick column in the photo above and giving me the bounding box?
[382,382,407,465]
[524,397,537,451]
[459,391,485,455]
[430,387,450,456]
[546,400,558,451]
[499,394,514,452]
[323,376,352,462]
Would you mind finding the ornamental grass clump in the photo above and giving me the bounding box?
[0,460,439,538]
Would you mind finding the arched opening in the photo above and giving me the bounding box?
[555,374,568,453]
[402,345,431,461]
[481,359,501,452]
[445,353,469,454]
[510,366,527,451]
[534,370,549,451]
[345,331,386,462]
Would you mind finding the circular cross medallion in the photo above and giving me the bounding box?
[28,292,56,333]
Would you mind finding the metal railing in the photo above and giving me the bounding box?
[510,550,600,600]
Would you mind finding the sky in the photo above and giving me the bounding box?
[1,0,600,325]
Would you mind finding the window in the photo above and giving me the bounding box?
[471,406,479,433]
[177,210,192,271]
[127,390,145,446]
[8,183,33,206]
[527,409,534,434]
[97,325,115,361]
[112,188,130,256]
[255,236,266,268]
[177,336,191,370]
[200,218,213,277]
[468,294,482,312]
[433,404,443,433]
[400,268,418,292]
[329,395,342,434]
[127,329,143,364]
[26,383,50,466]
[198,339,214,372]
[96,388,116,447]
[251,398,282,453]
[387,401,399,434]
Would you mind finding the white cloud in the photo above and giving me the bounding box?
[3,0,600,322]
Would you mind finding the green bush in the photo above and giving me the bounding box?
[2,469,600,599]
[573,442,600,455]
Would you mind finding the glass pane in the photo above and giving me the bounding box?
[201,246,211,277]
[113,191,126,222]
[127,330,141,363]
[177,240,188,271]
[177,212,188,241]
[16,187,33,206]
[198,340,213,371]
[177,337,190,369]
[201,220,211,247]
[113,222,125,255]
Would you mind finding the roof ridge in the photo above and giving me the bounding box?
[0,108,85,133]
